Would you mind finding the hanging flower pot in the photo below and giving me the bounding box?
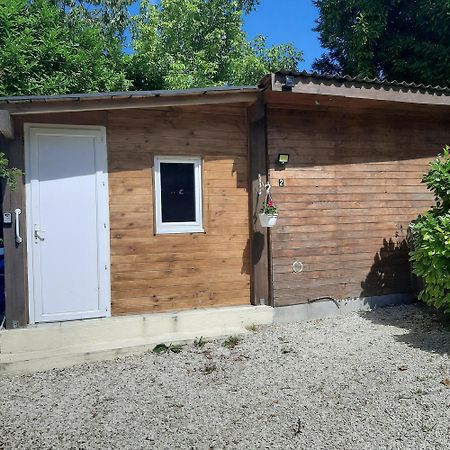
[259,199,278,228]
[258,212,278,228]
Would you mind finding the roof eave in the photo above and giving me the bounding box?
[0,87,260,116]
[271,71,450,107]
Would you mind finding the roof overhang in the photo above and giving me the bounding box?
[0,85,260,117]
[1,71,449,139]
[268,71,450,109]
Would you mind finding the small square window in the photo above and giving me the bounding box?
[154,156,203,234]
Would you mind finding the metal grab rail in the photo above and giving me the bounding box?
[14,208,22,244]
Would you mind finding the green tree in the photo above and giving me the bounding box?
[54,0,134,39]
[313,0,450,86]
[0,0,130,96]
[128,0,302,90]
[0,0,302,95]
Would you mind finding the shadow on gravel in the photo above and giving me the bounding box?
[361,304,450,357]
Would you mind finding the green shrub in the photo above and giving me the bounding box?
[0,152,22,189]
[410,145,450,312]
[422,146,450,210]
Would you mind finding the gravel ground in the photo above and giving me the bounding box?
[0,304,449,450]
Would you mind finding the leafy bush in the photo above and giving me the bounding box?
[0,152,22,189]
[410,146,450,312]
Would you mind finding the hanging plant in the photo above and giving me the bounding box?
[260,199,278,215]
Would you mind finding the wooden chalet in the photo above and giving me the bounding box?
[0,72,449,373]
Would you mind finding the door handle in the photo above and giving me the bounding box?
[34,225,46,242]
[15,209,23,244]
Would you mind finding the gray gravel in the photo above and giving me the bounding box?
[0,304,449,450]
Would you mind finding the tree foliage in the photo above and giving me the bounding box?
[0,0,300,96]
[0,0,300,185]
[410,146,450,313]
[0,152,22,190]
[313,0,450,87]
[0,0,130,96]
[53,0,134,38]
[128,0,302,90]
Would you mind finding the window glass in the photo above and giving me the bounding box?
[154,156,203,234]
[160,162,196,223]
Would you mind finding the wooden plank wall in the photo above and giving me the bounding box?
[1,135,28,328]
[107,106,251,314]
[248,99,271,306]
[267,106,450,306]
[15,107,250,316]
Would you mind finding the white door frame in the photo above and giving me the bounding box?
[24,123,111,324]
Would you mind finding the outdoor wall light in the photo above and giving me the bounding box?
[285,75,295,88]
[277,153,290,165]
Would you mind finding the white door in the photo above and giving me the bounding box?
[26,125,110,323]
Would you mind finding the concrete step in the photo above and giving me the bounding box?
[0,306,273,376]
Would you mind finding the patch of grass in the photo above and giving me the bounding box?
[223,335,240,349]
[202,363,217,375]
[245,323,258,332]
[194,336,207,348]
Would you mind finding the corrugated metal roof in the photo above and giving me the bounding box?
[0,85,259,104]
[276,70,450,96]
[1,71,448,110]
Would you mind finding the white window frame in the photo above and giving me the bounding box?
[154,155,204,234]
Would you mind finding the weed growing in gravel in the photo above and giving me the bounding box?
[202,363,217,375]
[152,343,184,354]
[194,336,207,348]
[293,419,304,436]
[282,348,294,354]
[245,324,258,332]
[223,336,240,349]
[170,344,184,354]
[152,343,169,354]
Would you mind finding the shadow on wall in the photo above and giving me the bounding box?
[241,237,252,276]
[360,239,413,298]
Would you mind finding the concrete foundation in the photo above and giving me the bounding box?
[0,294,416,376]
[0,305,273,376]
[274,293,415,323]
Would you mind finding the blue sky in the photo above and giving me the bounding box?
[244,0,324,70]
